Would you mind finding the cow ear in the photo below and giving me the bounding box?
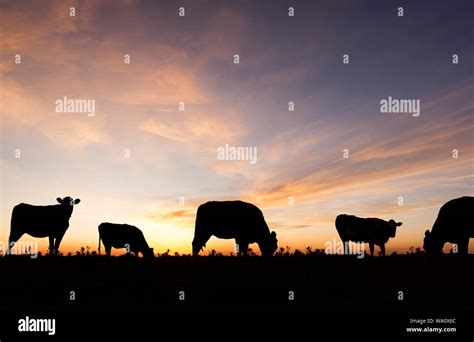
[56,197,63,204]
[271,231,276,238]
[74,199,81,204]
[396,222,402,227]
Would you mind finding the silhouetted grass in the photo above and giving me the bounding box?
[0,252,472,313]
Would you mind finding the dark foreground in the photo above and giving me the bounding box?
[0,254,473,340]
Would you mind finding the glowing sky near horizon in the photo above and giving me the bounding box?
[0,0,473,255]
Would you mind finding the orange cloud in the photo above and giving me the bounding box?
[147,209,195,222]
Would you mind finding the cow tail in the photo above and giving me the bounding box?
[98,235,101,255]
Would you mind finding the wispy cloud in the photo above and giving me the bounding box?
[1,0,472,254]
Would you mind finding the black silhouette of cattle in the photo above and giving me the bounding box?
[192,200,278,257]
[9,196,81,255]
[424,196,474,255]
[98,223,154,258]
[335,214,402,256]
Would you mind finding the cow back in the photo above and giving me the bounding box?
[99,223,149,250]
[196,201,270,241]
[432,196,474,240]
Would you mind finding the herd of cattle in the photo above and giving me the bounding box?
[6,196,474,257]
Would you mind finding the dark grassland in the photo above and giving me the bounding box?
[0,254,472,313]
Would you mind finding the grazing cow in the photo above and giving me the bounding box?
[335,214,402,256]
[192,200,278,257]
[424,196,474,255]
[98,223,154,258]
[9,196,81,255]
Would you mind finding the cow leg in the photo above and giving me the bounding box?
[236,239,248,256]
[7,232,24,255]
[48,236,55,255]
[53,233,65,255]
[457,238,469,255]
[342,240,349,255]
[369,242,375,256]
[104,244,112,257]
[380,244,385,256]
[192,233,211,256]
[235,239,242,256]
[241,243,249,256]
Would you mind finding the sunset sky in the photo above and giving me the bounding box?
[1,0,473,255]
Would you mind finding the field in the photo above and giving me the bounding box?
[0,254,472,340]
[2,253,473,310]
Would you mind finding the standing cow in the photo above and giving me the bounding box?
[192,200,278,257]
[98,223,154,258]
[424,196,474,255]
[9,196,81,255]
[335,214,402,256]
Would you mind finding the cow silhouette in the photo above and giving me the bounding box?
[98,223,154,258]
[8,196,81,255]
[424,196,474,255]
[335,214,402,256]
[192,200,278,256]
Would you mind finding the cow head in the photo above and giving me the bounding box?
[57,197,81,206]
[387,219,402,238]
[142,247,154,258]
[260,231,278,257]
[423,230,443,255]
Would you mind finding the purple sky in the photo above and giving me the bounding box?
[1,0,473,254]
